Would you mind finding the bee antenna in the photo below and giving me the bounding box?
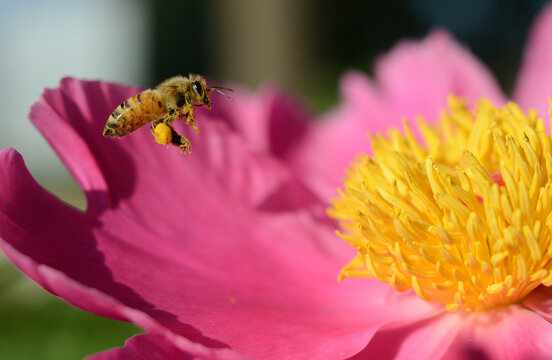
[209,86,234,101]
[211,86,233,92]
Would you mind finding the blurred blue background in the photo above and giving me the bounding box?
[0,0,548,358]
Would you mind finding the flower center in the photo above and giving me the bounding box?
[329,96,552,312]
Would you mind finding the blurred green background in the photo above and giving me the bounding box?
[0,0,548,358]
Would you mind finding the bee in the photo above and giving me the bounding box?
[103,74,232,153]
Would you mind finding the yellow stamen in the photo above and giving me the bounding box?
[330,96,552,312]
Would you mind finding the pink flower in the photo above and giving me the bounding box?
[3,5,552,360]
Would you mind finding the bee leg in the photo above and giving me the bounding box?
[151,113,192,153]
[151,118,163,134]
[169,127,192,154]
[184,107,199,134]
[151,114,176,135]
[183,93,198,133]
[160,120,192,153]
[151,114,185,147]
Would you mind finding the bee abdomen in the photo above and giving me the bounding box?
[103,89,166,138]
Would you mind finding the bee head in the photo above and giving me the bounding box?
[190,79,211,109]
[188,74,233,109]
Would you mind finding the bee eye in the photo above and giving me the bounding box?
[192,81,204,97]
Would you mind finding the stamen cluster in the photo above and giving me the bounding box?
[329,97,552,311]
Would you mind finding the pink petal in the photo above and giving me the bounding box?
[286,105,375,200]
[203,85,312,159]
[520,285,552,323]
[350,312,461,360]
[28,78,130,214]
[373,30,505,120]
[513,4,552,120]
[0,145,441,359]
[290,30,506,200]
[0,148,438,359]
[0,240,247,360]
[1,79,442,359]
[443,305,552,360]
[87,333,245,360]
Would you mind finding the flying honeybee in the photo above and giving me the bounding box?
[103,74,232,153]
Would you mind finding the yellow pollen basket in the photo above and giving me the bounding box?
[153,122,173,145]
[329,96,552,312]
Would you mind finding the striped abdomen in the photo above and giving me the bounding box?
[103,89,166,137]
